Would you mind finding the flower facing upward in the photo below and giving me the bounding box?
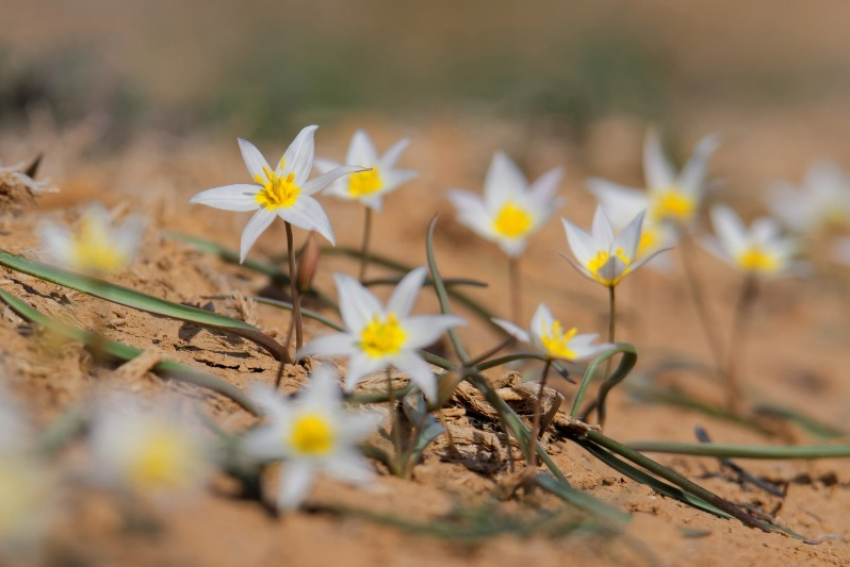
[562,205,668,287]
[767,160,850,234]
[493,303,611,362]
[297,267,465,400]
[315,129,418,211]
[448,152,563,257]
[243,367,382,511]
[189,126,367,262]
[588,129,719,231]
[39,203,145,276]
[702,205,800,278]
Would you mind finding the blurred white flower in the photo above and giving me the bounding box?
[316,129,417,211]
[39,203,145,275]
[448,152,563,257]
[0,161,56,195]
[588,129,719,231]
[493,303,611,361]
[297,267,465,400]
[189,126,366,262]
[562,205,667,287]
[90,398,212,497]
[243,367,381,511]
[702,205,801,277]
[767,160,850,234]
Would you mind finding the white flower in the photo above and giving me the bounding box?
[90,398,212,496]
[702,205,800,277]
[448,151,563,257]
[767,160,850,234]
[493,303,611,361]
[189,126,366,262]
[39,203,145,275]
[562,205,667,287]
[242,367,382,511]
[588,129,719,231]
[315,129,418,211]
[297,267,465,400]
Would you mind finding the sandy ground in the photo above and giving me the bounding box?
[2,112,850,566]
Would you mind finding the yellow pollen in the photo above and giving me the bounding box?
[540,320,578,359]
[493,202,532,238]
[70,216,127,275]
[255,166,301,210]
[586,248,630,284]
[289,413,335,456]
[736,247,778,274]
[360,313,407,357]
[125,429,195,491]
[651,188,695,223]
[637,227,659,256]
[348,168,383,198]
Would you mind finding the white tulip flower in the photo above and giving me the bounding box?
[297,267,465,400]
[448,152,563,257]
[768,160,850,234]
[189,126,366,262]
[243,367,382,511]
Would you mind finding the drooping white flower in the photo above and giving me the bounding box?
[589,129,719,231]
[242,366,381,511]
[90,397,212,497]
[39,203,145,275]
[315,129,417,211]
[448,151,563,257]
[767,160,850,234]
[189,126,366,262]
[562,205,667,287]
[297,267,465,400]
[493,303,611,361]
[702,205,801,277]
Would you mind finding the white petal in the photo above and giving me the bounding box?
[313,157,341,175]
[402,315,466,349]
[484,151,527,209]
[39,223,72,265]
[300,366,343,410]
[390,351,437,401]
[561,218,596,265]
[569,332,600,347]
[698,235,734,266]
[277,461,316,511]
[345,352,388,391]
[643,129,675,190]
[277,195,335,245]
[571,342,613,361]
[283,125,318,185]
[387,267,427,317]
[242,424,288,461]
[587,178,649,230]
[337,412,383,446]
[302,165,368,196]
[750,217,781,245]
[346,129,379,166]
[240,208,276,263]
[238,138,271,181]
[591,205,616,247]
[597,254,627,285]
[626,246,674,275]
[297,332,358,359]
[378,168,418,194]
[247,384,292,419]
[189,184,259,212]
[614,209,646,261]
[114,215,147,260]
[678,134,719,198]
[498,237,528,258]
[334,273,383,331]
[379,137,411,169]
[530,303,554,339]
[560,252,598,283]
[710,205,747,257]
[323,450,375,485]
[491,318,531,343]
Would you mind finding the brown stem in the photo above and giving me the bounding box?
[680,235,725,371]
[725,276,759,412]
[604,284,616,378]
[358,206,373,283]
[386,368,403,475]
[508,256,521,323]
[283,222,303,353]
[530,359,553,467]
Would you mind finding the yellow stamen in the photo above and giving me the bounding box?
[493,202,532,238]
[70,215,128,274]
[586,248,630,284]
[360,313,407,357]
[539,320,578,359]
[348,168,383,198]
[736,247,778,274]
[651,188,695,223]
[289,413,335,456]
[125,429,198,491]
[255,166,301,210]
[637,226,659,256]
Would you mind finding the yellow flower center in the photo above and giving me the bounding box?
[255,165,301,210]
[70,216,128,274]
[125,429,197,492]
[736,247,778,274]
[360,313,407,358]
[493,202,532,238]
[651,188,695,223]
[637,226,660,257]
[289,413,335,456]
[539,320,578,360]
[586,248,630,285]
[348,168,383,198]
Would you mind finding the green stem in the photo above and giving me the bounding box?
[426,216,470,363]
[359,206,373,283]
[509,256,521,323]
[530,360,553,466]
[284,222,303,353]
[626,440,850,460]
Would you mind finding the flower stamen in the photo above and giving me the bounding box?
[359,313,407,357]
[348,168,383,197]
[289,413,335,456]
[493,202,532,238]
[255,166,302,210]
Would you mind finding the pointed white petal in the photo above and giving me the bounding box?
[337,412,383,446]
[750,217,781,245]
[313,157,341,175]
[277,195,335,245]
[387,267,427,317]
[491,318,531,343]
[710,205,747,257]
[323,450,376,485]
[559,252,598,283]
[189,184,259,212]
[333,273,383,331]
[361,195,383,211]
[391,351,437,400]
[591,205,616,247]
[561,218,596,265]
[449,190,498,241]
[277,461,316,511]
[39,223,73,265]
[242,424,289,461]
[597,254,627,285]
[530,303,554,339]
[527,167,563,206]
[484,151,527,209]
[678,134,719,197]
[378,168,418,194]
[615,209,647,261]
[698,235,734,266]
[240,208,276,263]
[402,315,466,349]
[283,125,318,185]
[643,129,675,190]
[300,365,343,410]
[238,138,271,181]
[247,384,292,419]
[379,137,411,169]
[571,342,613,361]
[302,165,368,196]
[587,178,649,230]
[345,352,388,391]
[297,332,357,359]
[346,129,379,166]
[626,246,674,275]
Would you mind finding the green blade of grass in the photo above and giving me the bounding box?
[625,440,850,459]
[0,249,288,363]
[570,344,638,427]
[0,289,258,414]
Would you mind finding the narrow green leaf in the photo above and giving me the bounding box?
[570,343,638,425]
[425,216,470,363]
[625,440,850,459]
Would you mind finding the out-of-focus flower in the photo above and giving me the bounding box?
[448,152,563,257]
[90,398,212,497]
[243,367,381,511]
[297,267,465,400]
[562,205,667,287]
[189,126,366,262]
[315,129,417,211]
[767,160,850,234]
[493,303,611,361]
[0,160,57,196]
[702,205,801,277]
[39,203,145,276]
[588,130,719,232]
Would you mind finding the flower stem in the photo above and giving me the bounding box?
[530,359,553,467]
[679,235,725,371]
[387,368,403,475]
[283,222,303,353]
[604,284,616,378]
[508,256,521,323]
[725,276,759,412]
[359,206,373,283]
